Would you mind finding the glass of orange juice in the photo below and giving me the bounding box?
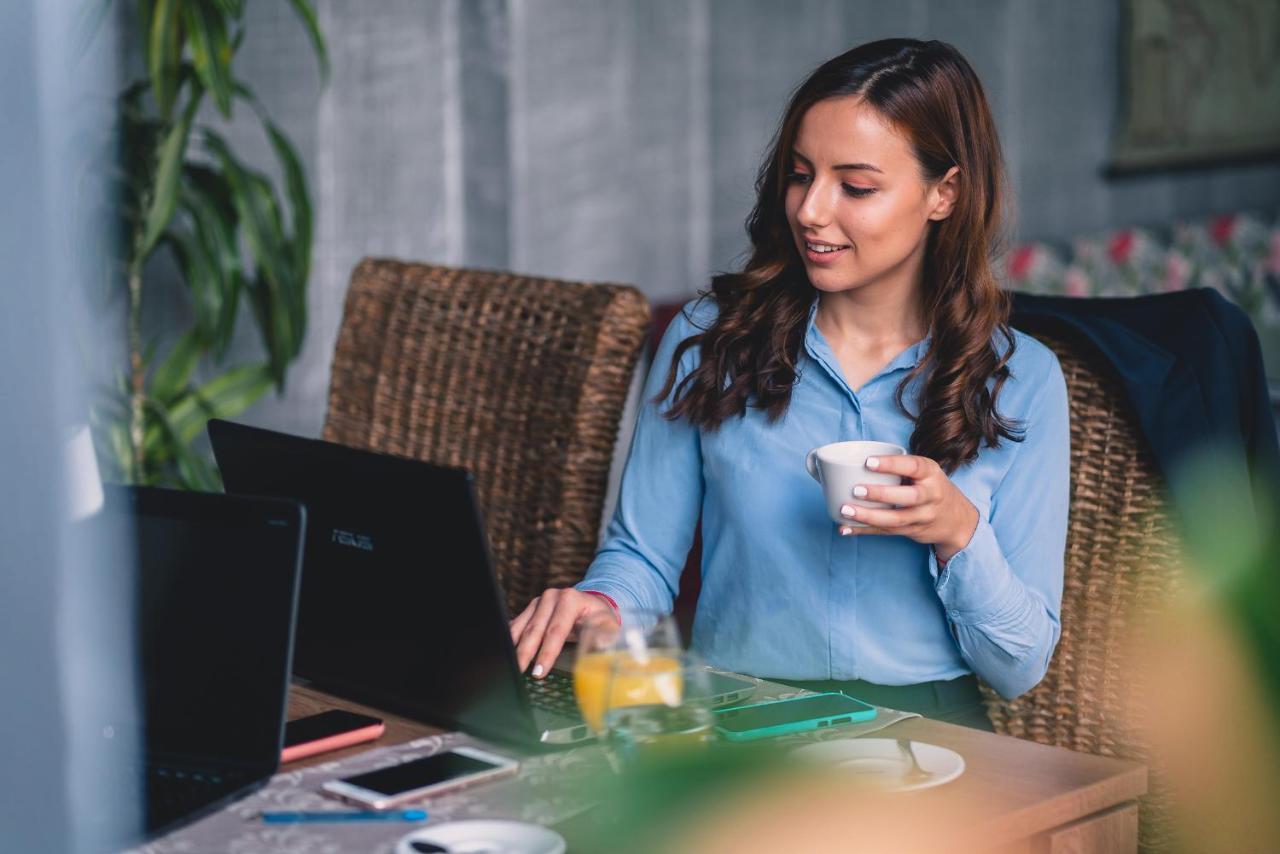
[574,609,715,769]
[574,609,678,733]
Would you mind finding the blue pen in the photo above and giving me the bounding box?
[261,808,428,823]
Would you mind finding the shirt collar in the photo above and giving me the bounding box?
[803,297,932,375]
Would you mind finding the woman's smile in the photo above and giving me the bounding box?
[803,237,851,264]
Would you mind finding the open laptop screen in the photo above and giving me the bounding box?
[208,419,536,744]
[105,486,305,769]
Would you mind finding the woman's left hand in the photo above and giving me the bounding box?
[837,454,979,562]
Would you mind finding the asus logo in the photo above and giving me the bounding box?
[331,528,374,551]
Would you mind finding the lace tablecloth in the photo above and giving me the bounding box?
[133,678,918,853]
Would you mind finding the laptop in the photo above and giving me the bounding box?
[208,419,756,749]
[96,485,304,843]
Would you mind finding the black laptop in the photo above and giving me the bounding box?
[97,485,305,843]
[208,419,756,750]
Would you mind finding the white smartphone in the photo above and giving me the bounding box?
[321,746,519,810]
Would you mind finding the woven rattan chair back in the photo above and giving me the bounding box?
[980,328,1185,852]
[323,259,649,616]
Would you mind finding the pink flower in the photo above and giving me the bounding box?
[1210,214,1237,247]
[1107,230,1135,265]
[1008,244,1038,280]
[1063,266,1091,297]
[1266,231,1280,277]
[1161,251,1191,292]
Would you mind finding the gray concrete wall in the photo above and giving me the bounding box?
[183,0,1279,439]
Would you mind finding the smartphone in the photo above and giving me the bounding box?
[713,692,877,742]
[281,710,385,763]
[321,746,519,810]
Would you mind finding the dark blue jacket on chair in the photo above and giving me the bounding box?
[1011,288,1280,536]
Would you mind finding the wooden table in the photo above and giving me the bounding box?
[288,683,1146,854]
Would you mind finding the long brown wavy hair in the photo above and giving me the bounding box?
[656,39,1022,473]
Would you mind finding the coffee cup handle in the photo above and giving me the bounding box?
[805,449,822,483]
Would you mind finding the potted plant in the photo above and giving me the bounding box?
[94,0,327,489]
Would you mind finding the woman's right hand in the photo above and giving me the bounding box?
[509,587,617,678]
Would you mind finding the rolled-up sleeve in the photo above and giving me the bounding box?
[928,355,1071,699]
[575,305,705,615]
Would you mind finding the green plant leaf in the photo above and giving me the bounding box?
[138,91,200,260]
[263,120,312,279]
[286,0,329,83]
[212,0,245,21]
[184,1,235,118]
[230,85,312,311]
[177,164,244,353]
[263,119,311,346]
[150,330,203,405]
[140,396,179,470]
[166,362,273,445]
[162,230,218,344]
[203,131,301,384]
[118,101,163,238]
[148,0,183,120]
[144,396,220,490]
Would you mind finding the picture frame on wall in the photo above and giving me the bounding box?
[1109,0,1280,174]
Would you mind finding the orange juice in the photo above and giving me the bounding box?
[573,651,683,732]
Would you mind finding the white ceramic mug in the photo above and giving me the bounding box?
[805,440,906,527]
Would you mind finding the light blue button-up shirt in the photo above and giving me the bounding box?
[578,297,1070,699]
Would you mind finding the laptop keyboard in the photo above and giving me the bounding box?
[524,669,583,720]
[147,765,245,828]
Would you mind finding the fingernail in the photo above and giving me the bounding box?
[840,503,856,518]
[852,485,868,498]
[866,457,879,469]
[839,526,852,536]
[532,664,544,678]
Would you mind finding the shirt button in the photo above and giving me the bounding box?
[947,609,960,620]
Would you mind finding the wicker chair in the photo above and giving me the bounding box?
[980,327,1186,853]
[323,258,649,616]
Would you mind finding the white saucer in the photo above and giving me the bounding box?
[395,820,566,854]
[788,738,965,791]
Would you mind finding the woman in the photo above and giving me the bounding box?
[509,38,1069,730]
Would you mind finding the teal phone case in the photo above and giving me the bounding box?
[713,692,877,742]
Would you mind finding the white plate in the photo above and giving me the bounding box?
[788,738,965,791]
[395,820,566,854]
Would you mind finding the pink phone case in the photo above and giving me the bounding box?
[280,722,385,764]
